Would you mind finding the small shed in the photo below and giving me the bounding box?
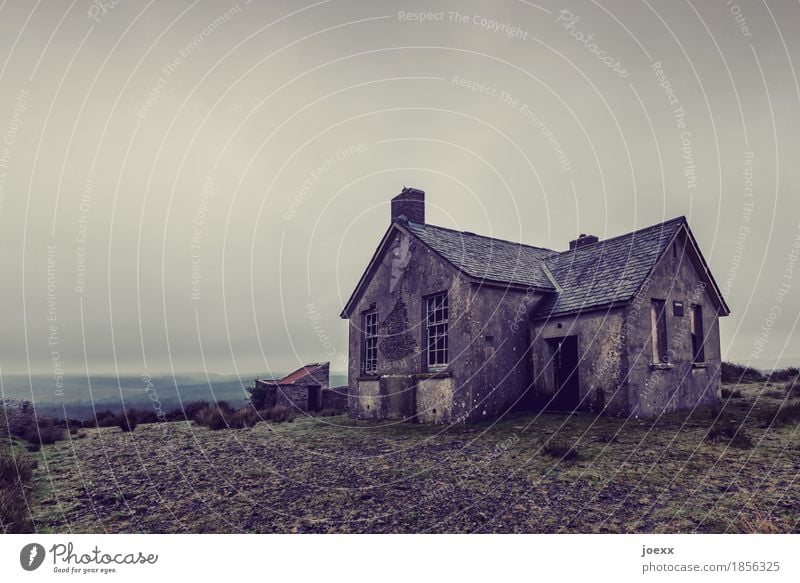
[251,362,345,412]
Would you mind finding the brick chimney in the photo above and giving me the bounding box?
[569,233,599,249]
[391,187,425,224]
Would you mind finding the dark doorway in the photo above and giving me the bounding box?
[547,336,580,411]
[307,386,322,412]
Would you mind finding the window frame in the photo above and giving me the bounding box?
[690,304,705,363]
[361,308,379,375]
[650,298,669,364]
[425,291,449,371]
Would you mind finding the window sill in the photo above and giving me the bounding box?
[357,375,380,381]
[650,363,675,371]
[692,362,711,369]
[419,369,451,379]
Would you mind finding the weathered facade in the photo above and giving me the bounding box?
[341,188,730,423]
[252,362,347,413]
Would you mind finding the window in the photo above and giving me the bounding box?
[690,304,705,363]
[673,301,684,317]
[426,292,449,368]
[362,310,378,374]
[651,299,669,363]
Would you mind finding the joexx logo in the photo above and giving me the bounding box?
[20,543,46,571]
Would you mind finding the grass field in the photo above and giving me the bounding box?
[26,383,799,533]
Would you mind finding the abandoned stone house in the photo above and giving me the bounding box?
[340,188,730,423]
[250,362,348,412]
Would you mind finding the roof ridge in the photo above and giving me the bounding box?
[548,215,686,258]
[405,220,556,254]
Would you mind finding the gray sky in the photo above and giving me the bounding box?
[0,0,798,378]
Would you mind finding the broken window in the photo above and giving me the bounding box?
[651,299,669,363]
[426,292,449,369]
[690,304,705,363]
[362,309,379,374]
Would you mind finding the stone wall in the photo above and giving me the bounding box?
[624,230,722,417]
[530,308,629,416]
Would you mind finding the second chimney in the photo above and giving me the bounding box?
[391,187,425,224]
[569,233,599,249]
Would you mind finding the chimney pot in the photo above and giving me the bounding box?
[569,233,599,249]
[391,187,425,224]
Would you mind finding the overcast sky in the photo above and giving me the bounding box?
[0,0,798,379]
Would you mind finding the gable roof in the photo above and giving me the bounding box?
[533,216,687,318]
[536,216,731,318]
[341,215,730,320]
[260,362,329,386]
[340,221,557,318]
[403,221,557,290]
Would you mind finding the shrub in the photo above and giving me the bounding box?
[315,408,340,417]
[23,420,65,445]
[706,421,753,449]
[784,377,800,399]
[594,432,619,444]
[542,440,580,461]
[91,410,118,428]
[768,367,800,382]
[720,387,742,399]
[228,407,262,429]
[270,406,293,423]
[25,442,40,452]
[194,406,228,430]
[771,400,800,425]
[117,413,138,432]
[0,444,34,533]
[721,362,764,384]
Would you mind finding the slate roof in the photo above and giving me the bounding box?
[403,221,557,290]
[259,362,329,386]
[533,216,686,318]
[342,214,721,320]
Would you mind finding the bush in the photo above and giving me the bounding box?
[194,406,228,430]
[270,406,293,423]
[768,367,800,382]
[91,409,118,428]
[784,377,800,399]
[705,421,753,449]
[23,420,65,445]
[542,440,580,461]
[175,400,211,422]
[594,432,619,444]
[721,362,764,384]
[228,407,262,429]
[771,400,800,425]
[315,408,340,417]
[720,387,742,399]
[0,444,34,533]
[117,413,138,432]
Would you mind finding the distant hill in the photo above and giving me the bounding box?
[2,372,348,420]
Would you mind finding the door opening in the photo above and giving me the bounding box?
[547,336,580,411]
[307,386,322,412]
